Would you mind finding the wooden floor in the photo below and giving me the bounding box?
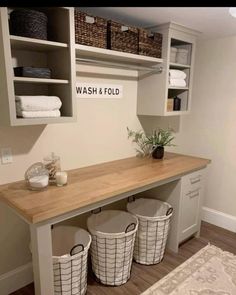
[11,221,236,295]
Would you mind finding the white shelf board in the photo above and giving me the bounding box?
[10,35,68,52]
[12,116,75,126]
[169,62,191,69]
[165,110,190,116]
[14,77,69,84]
[75,44,163,66]
[168,86,189,90]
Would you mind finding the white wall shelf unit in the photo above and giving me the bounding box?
[0,7,76,126]
[0,10,201,125]
[137,22,200,116]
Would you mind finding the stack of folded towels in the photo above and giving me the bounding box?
[15,96,62,118]
[169,69,187,87]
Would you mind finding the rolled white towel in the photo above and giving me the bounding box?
[169,69,186,80]
[15,96,62,111]
[16,109,61,118]
[169,78,187,87]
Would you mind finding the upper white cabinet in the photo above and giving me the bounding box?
[0,7,76,126]
[137,22,200,116]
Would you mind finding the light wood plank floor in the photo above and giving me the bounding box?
[11,221,236,295]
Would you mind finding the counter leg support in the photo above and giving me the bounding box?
[30,224,54,295]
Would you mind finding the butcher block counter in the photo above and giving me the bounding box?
[0,152,210,224]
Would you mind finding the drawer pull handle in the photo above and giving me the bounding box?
[190,176,201,184]
[189,192,199,198]
[186,188,200,197]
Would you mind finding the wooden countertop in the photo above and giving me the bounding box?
[0,152,210,224]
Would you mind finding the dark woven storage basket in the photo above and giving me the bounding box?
[138,29,162,58]
[74,9,107,49]
[107,21,138,54]
[14,67,51,79]
[10,9,48,40]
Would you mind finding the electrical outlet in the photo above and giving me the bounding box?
[1,147,13,164]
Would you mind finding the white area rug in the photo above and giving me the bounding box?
[142,244,236,295]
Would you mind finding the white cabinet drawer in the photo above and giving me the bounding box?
[179,186,202,242]
[182,169,205,194]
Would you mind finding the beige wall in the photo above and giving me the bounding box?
[177,36,236,217]
[0,67,141,275]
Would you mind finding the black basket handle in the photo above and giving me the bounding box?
[127,196,136,203]
[91,207,102,214]
[125,222,136,233]
[166,207,173,216]
[70,243,84,256]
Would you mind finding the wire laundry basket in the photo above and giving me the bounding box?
[127,197,173,265]
[52,226,91,295]
[87,209,138,286]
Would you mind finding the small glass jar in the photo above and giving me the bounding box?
[43,152,61,183]
[25,162,49,191]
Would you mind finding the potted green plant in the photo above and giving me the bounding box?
[146,128,175,159]
[127,127,175,159]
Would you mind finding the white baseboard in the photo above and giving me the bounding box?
[202,206,236,233]
[0,262,33,295]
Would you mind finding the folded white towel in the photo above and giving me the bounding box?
[15,96,62,111]
[16,109,61,118]
[169,69,186,80]
[169,78,187,87]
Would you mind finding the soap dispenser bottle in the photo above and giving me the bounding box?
[173,96,181,111]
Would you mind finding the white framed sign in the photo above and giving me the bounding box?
[76,83,123,99]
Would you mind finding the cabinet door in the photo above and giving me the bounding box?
[179,169,205,242]
[180,186,202,242]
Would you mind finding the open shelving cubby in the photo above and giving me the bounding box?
[137,22,200,116]
[0,7,76,126]
[167,37,192,114]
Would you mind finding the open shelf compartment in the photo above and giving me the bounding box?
[166,89,190,113]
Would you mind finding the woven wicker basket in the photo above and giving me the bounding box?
[138,29,162,58]
[74,9,107,49]
[9,9,48,40]
[107,20,138,54]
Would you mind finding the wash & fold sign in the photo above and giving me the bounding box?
[76,83,123,98]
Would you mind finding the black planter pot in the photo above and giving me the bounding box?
[152,146,164,159]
